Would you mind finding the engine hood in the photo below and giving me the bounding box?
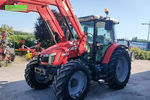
[41,41,77,55]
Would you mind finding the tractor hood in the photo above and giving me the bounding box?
[40,41,79,66]
[41,41,77,55]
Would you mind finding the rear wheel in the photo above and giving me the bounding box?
[25,60,52,89]
[106,47,131,89]
[53,60,91,100]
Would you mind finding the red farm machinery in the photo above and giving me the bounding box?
[18,40,43,60]
[0,0,131,100]
[0,30,15,67]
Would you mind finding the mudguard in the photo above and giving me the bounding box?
[102,42,128,64]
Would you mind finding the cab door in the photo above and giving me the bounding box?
[80,21,95,60]
[95,21,114,62]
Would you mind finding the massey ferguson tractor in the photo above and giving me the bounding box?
[0,0,131,100]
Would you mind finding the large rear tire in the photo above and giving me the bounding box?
[52,60,91,100]
[24,60,52,89]
[106,47,131,89]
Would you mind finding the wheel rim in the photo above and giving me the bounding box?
[68,71,87,98]
[116,57,129,82]
[35,70,50,84]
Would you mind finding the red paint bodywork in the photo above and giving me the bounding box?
[102,42,127,64]
[40,39,86,66]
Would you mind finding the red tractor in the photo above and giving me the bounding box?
[0,0,131,100]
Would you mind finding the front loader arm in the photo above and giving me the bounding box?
[0,0,85,40]
[0,0,66,41]
[0,0,87,54]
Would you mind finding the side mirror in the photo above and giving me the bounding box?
[105,20,113,30]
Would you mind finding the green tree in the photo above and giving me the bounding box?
[34,10,65,48]
[9,34,35,49]
[14,31,33,35]
[0,24,14,34]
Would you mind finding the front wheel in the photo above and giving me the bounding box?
[24,60,52,89]
[106,47,131,89]
[53,60,91,100]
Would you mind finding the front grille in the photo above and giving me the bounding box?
[41,56,49,62]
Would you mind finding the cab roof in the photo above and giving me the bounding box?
[78,15,119,24]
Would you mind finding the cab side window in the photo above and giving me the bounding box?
[96,22,112,45]
[81,21,94,44]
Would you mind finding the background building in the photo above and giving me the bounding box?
[117,39,150,51]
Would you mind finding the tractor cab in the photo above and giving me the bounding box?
[79,15,119,62]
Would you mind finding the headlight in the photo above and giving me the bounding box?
[48,53,56,64]
[40,53,56,64]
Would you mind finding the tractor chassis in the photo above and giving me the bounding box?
[90,64,108,81]
[34,64,60,76]
[35,59,108,82]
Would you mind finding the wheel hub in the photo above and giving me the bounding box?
[68,71,87,98]
[71,78,78,88]
[116,57,129,82]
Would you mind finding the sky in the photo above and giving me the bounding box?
[0,0,150,40]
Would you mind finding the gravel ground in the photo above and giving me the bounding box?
[0,60,150,100]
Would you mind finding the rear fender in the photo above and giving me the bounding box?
[102,42,128,64]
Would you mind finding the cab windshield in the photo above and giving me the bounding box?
[80,20,116,62]
[80,20,116,45]
[96,21,115,45]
